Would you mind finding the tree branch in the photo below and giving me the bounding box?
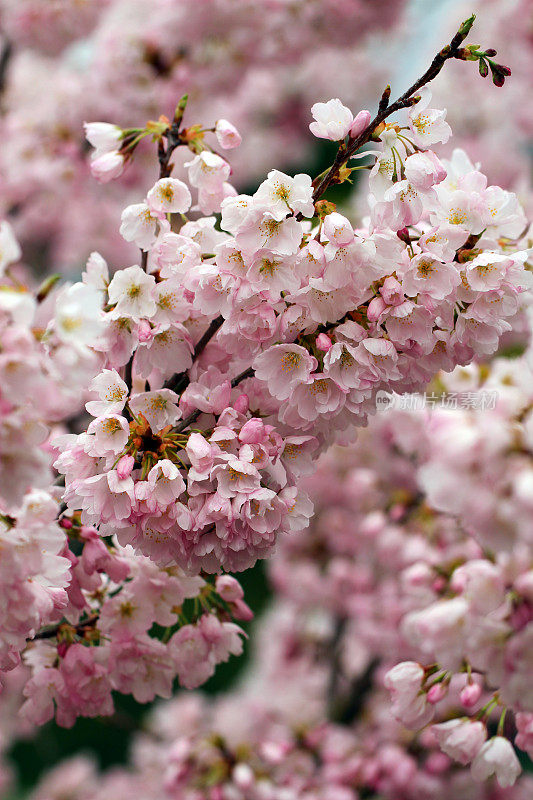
[164,314,225,393]
[0,38,12,101]
[33,615,99,641]
[172,366,254,434]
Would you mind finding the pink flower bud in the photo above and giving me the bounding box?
[460,682,482,708]
[59,517,73,529]
[49,587,68,611]
[316,333,332,351]
[427,682,448,704]
[233,394,250,414]
[116,454,134,480]
[137,320,153,343]
[57,642,69,658]
[216,575,244,602]
[231,598,254,622]
[90,151,124,183]
[380,276,404,306]
[239,417,265,444]
[349,109,371,138]
[367,295,387,322]
[215,119,242,149]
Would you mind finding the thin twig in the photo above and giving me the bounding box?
[33,614,99,641]
[172,366,254,434]
[164,315,225,392]
[0,38,12,100]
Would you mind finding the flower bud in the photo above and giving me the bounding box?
[460,682,482,708]
[116,454,134,480]
[216,575,244,602]
[239,418,265,444]
[215,119,242,149]
[137,320,153,343]
[349,109,371,138]
[57,641,70,658]
[380,276,404,306]
[367,295,387,322]
[316,333,332,351]
[427,682,448,704]
[231,598,254,622]
[90,151,124,183]
[84,122,122,153]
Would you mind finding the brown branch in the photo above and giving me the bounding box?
[172,366,254,434]
[0,38,12,101]
[164,315,225,393]
[33,614,99,641]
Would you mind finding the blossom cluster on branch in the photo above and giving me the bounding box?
[0,0,408,272]
[10,354,533,799]
[0,16,531,793]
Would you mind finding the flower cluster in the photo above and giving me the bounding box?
[418,361,533,553]
[17,679,533,800]
[0,491,70,677]
[268,352,533,788]
[3,352,533,791]
[0,0,407,272]
[0,228,249,723]
[0,250,101,508]
[21,551,247,727]
[51,76,531,583]
[15,409,533,800]
[0,21,531,789]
